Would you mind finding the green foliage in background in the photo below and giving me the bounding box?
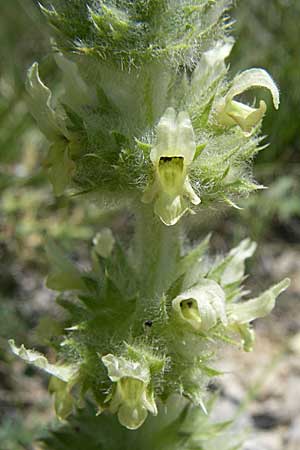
[232,0,300,162]
[227,0,300,242]
[0,0,49,169]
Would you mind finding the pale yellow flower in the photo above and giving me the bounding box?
[142,107,200,225]
[216,68,279,133]
[101,354,157,430]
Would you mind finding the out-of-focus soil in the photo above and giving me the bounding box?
[213,241,300,450]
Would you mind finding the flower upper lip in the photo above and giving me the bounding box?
[215,68,280,133]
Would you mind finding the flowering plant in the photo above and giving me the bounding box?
[10,1,289,448]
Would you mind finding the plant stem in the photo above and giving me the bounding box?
[134,204,182,299]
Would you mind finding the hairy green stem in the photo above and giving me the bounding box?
[135,204,181,299]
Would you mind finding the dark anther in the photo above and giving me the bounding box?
[187,301,193,308]
[159,156,184,163]
[144,320,153,327]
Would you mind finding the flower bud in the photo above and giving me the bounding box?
[93,228,115,258]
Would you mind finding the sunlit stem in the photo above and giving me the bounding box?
[134,203,181,299]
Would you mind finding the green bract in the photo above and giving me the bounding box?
[210,238,257,286]
[40,0,233,70]
[49,377,75,420]
[46,239,87,291]
[26,63,77,195]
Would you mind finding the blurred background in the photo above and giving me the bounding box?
[0,0,299,449]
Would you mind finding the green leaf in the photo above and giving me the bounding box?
[177,234,211,280]
[209,238,257,286]
[46,141,76,196]
[46,240,86,291]
[233,323,255,352]
[26,62,67,140]
[49,377,74,420]
[105,242,138,299]
[199,364,224,377]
